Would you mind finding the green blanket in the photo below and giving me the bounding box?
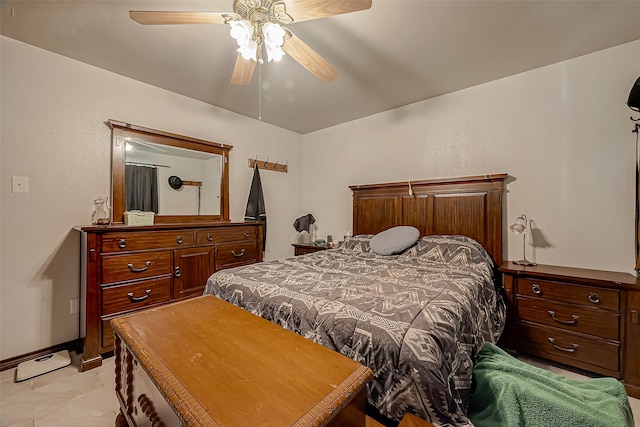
[468,343,634,427]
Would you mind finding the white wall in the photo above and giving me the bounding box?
[301,40,640,275]
[0,36,303,360]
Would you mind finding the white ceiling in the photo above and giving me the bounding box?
[2,1,640,134]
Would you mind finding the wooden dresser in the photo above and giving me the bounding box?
[500,262,640,398]
[111,296,372,427]
[79,222,263,371]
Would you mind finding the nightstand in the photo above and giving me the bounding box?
[292,242,329,256]
[499,262,640,398]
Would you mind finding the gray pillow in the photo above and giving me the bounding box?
[370,226,420,255]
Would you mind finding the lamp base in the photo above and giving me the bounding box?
[513,259,537,267]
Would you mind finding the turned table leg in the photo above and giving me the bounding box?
[115,410,128,427]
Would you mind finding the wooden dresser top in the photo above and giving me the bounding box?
[111,296,372,426]
[500,262,640,290]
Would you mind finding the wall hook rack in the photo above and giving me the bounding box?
[248,157,288,173]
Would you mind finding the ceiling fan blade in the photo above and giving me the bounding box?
[231,54,257,86]
[129,11,227,25]
[282,32,338,83]
[282,0,372,22]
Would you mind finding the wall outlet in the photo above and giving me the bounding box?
[11,176,29,194]
[69,298,80,314]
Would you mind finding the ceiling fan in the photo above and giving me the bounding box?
[129,0,372,86]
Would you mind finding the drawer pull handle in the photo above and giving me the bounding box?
[118,239,126,249]
[531,283,542,296]
[176,236,183,244]
[174,266,181,278]
[128,289,151,302]
[244,232,250,238]
[547,337,579,353]
[588,292,600,304]
[127,261,151,273]
[231,249,245,258]
[548,310,579,325]
[207,234,213,242]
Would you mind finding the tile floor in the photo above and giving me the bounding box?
[0,353,117,427]
[0,351,638,426]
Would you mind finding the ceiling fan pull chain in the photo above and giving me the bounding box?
[258,60,263,120]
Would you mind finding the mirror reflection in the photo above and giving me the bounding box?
[124,139,222,216]
[109,120,232,225]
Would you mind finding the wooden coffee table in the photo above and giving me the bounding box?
[112,295,372,426]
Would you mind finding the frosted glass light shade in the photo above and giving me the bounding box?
[229,20,257,61]
[263,22,286,62]
[509,214,527,234]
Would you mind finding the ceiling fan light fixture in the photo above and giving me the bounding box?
[263,22,285,46]
[129,0,373,85]
[263,22,286,62]
[238,39,259,61]
[228,19,252,43]
[265,44,285,62]
[229,19,258,60]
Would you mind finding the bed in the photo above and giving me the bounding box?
[204,174,508,426]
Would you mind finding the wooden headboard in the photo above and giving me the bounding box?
[350,174,508,264]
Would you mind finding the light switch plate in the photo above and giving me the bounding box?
[11,176,29,194]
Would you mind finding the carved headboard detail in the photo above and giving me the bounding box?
[350,173,508,264]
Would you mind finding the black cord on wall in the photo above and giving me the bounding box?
[626,75,640,276]
[633,119,640,276]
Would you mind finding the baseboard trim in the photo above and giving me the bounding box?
[0,339,80,372]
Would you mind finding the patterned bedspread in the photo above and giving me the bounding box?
[204,235,505,426]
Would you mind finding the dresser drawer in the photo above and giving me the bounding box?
[101,231,194,252]
[197,226,256,245]
[101,278,172,351]
[216,241,258,269]
[517,296,619,340]
[517,278,619,311]
[101,277,172,316]
[518,322,619,372]
[102,251,171,284]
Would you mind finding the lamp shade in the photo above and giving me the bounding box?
[263,22,286,62]
[263,22,285,47]
[229,20,257,61]
[509,214,528,234]
[237,40,258,61]
[628,76,640,111]
[229,20,253,45]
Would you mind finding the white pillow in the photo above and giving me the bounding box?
[370,226,420,255]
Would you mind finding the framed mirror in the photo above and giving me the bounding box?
[108,120,232,225]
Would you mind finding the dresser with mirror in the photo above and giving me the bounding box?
[79,121,263,371]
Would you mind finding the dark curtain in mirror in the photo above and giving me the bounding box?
[125,165,159,213]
